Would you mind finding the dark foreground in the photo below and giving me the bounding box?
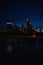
[0,37,43,64]
[0,47,43,64]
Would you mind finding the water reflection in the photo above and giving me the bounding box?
[0,35,43,54]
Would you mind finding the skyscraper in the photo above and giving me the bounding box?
[25,18,33,35]
[26,18,33,30]
[6,22,13,31]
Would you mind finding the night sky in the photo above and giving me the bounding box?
[0,0,43,28]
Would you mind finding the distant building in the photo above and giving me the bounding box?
[0,27,4,32]
[14,24,19,30]
[25,18,33,36]
[34,27,43,32]
[34,28,40,32]
[42,28,43,32]
[26,18,33,30]
[6,22,13,31]
[20,24,24,32]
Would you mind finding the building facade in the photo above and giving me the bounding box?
[34,27,43,32]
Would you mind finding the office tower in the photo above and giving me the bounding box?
[25,18,33,35]
[14,24,20,36]
[6,22,13,31]
[26,18,33,30]
[20,24,24,32]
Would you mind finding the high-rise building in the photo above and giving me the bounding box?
[20,24,24,32]
[6,22,13,31]
[42,28,43,32]
[25,18,33,35]
[34,27,43,32]
[13,24,20,36]
[14,24,19,30]
[26,18,33,30]
[0,27,4,32]
[5,22,14,38]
